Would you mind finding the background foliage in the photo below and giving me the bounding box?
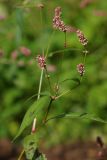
[0,0,107,147]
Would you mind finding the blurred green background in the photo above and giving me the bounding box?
[0,0,107,147]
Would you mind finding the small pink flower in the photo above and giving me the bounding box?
[11,50,18,60]
[36,55,46,69]
[53,7,76,32]
[20,46,31,56]
[77,63,85,76]
[76,29,88,46]
[93,10,107,17]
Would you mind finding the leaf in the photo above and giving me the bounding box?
[48,48,81,57]
[23,134,39,160]
[23,126,47,160]
[60,78,80,86]
[13,96,49,141]
[46,112,107,124]
[36,154,47,160]
[24,91,51,104]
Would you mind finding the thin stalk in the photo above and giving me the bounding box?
[44,66,53,94]
[43,98,53,123]
[45,30,55,58]
[80,50,88,82]
[49,47,82,57]
[18,150,25,160]
[83,50,88,65]
[17,7,44,160]
[64,31,67,48]
[37,68,44,100]
[56,82,80,100]
[56,32,67,95]
[56,90,70,99]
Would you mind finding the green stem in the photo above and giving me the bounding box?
[18,149,25,160]
[37,68,44,100]
[44,66,53,94]
[56,90,70,99]
[45,30,55,58]
[49,47,82,57]
[64,31,67,48]
[43,98,53,123]
[17,7,44,160]
[83,50,88,65]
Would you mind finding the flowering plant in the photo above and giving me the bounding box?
[13,3,107,160]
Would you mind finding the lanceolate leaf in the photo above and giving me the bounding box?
[59,78,80,89]
[60,78,80,85]
[23,127,47,160]
[23,134,39,160]
[13,96,49,141]
[66,113,107,123]
[46,112,107,124]
[36,154,47,160]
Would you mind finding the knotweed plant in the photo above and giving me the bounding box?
[13,3,107,160]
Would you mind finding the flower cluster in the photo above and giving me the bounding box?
[20,46,31,56]
[77,63,85,76]
[53,7,88,47]
[76,29,88,46]
[36,55,46,69]
[80,0,92,8]
[53,7,76,32]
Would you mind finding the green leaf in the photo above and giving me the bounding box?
[13,96,49,141]
[24,92,51,104]
[48,48,81,57]
[46,112,107,124]
[60,78,80,86]
[23,134,39,160]
[23,126,47,160]
[36,154,47,160]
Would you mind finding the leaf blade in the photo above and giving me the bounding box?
[46,112,107,124]
[13,96,49,141]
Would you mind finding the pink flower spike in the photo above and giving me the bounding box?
[11,50,18,60]
[20,46,31,56]
[53,7,76,33]
[76,29,88,46]
[36,55,46,69]
[77,63,85,76]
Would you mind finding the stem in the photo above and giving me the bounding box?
[44,66,53,93]
[83,50,88,65]
[18,150,25,160]
[49,47,82,57]
[37,68,44,100]
[56,82,80,100]
[64,31,67,48]
[56,32,67,94]
[43,98,53,123]
[45,30,55,58]
[80,50,88,82]
[40,8,43,29]
[17,7,44,160]
[56,90,70,99]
